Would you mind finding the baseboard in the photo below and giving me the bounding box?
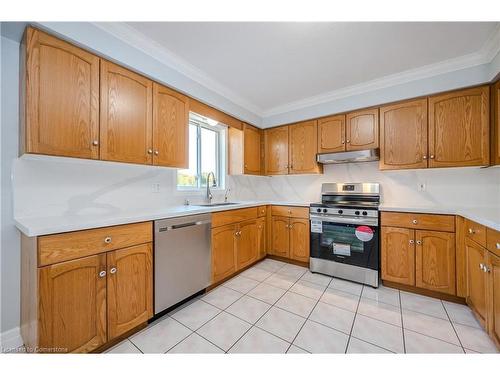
[0,326,23,352]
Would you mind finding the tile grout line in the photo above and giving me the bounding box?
[441,300,466,353]
[343,285,363,353]
[399,290,406,353]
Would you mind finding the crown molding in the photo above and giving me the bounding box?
[91,22,264,116]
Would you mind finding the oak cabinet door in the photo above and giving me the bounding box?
[25,27,99,159]
[488,252,500,346]
[379,99,428,170]
[317,115,345,153]
[107,243,153,341]
[491,80,500,165]
[415,230,456,295]
[100,60,153,164]
[428,86,489,168]
[465,238,488,326]
[38,254,107,353]
[289,218,310,262]
[346,108,379,151]
[152,83,189,168]
[212,224,237,282]
[244,124,262,175]
[289,120,322,174]
[271,216,290,257]
[237,220,259,270]
[381,227,415,286]
[257,217,267,259]
[265,126,289,175]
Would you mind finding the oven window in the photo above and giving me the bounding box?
[321,224,364,253]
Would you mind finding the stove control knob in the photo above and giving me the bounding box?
[362,211,368,216]
[316,208,321,213]
[355,210,360,216]
[338,209,343,215]
[322,209,328,213]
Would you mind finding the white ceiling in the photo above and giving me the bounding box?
[122,22,499,116]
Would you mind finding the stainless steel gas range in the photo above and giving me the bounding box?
[309,183,380,287]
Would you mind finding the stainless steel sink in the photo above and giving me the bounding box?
[194,202,239,207]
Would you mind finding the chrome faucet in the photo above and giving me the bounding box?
[206,172,217,204]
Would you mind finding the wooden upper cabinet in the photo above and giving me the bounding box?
[381,227,415,286]
[107,243,153,341]
[428,86,489,168]
[237,220,258,270]
[465,238,488,326]
[492,80,500,165]
[243,124,262,174]
[317,115,346,153]
[24,27,99,159]
[265,126,289,175]
[271,216,290,257]
[415,230,456,295]
[289,120,322,174]
[152,83,189,168]
[379,99,428,170]
[100,60,153,165]
[289,218,310,262]
[346,108,379,151]
[487,251,500,346]
[211,224,237,283]
[38,254,107,353]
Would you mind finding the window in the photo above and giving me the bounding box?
[177,113,226,189]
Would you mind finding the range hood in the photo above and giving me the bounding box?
[317,149,380,164]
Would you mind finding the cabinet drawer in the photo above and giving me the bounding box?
[257,205,267,217]
[212,207,258,228]
[271,205,309,219]
[487,227,500,257]
[465,219,487,247]
[38,222,153,266]
[381,212,455,232]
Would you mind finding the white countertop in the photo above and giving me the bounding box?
[380,205,500,232]
[15,200,499,237]
[14,201,310,237]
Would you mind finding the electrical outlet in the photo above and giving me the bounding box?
[151,183,160,193]
[417,182,426,192]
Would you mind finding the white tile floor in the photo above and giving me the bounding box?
[106,259,499,354]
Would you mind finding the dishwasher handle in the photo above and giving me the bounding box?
[158,219,211,232]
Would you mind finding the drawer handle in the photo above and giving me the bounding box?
[468,228,475,234]
[104,236,112,244]
[412,219,418,224]
[110,267,117,274]
[99,270,106,278]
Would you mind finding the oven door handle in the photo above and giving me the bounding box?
[309,214,378,226]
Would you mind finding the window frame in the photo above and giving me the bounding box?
[176,113,226,191]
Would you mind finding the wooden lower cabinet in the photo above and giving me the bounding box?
[38,254,107,353]
[271,216,290,257]
[289,218,310,262]
[211,224,237,283]
[381,227,415,286]
[237,220,258,269]
[466,238,488,326]
[107,243,153,340]
[487,251,500,346]
[415,230,456,295]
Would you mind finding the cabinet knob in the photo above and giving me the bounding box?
[99,270,106,278]
[496,243,500,250]
[409,239,414,244]
[430,155,435,159]
[154,150,159,155]
[479,263,484,271]
[412,219,418,224]
[416,240,422,245]
[104,236,112,244]
[468,228,475,234]
[147,149,153,155]
[92,140,99,146]
[422,155,427,160]
[110,267,117,274]
[346,140,350,143]
[341,140,345,144]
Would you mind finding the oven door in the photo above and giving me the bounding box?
[310,217,379,270]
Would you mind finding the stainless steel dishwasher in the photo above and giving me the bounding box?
[154,213,211,315]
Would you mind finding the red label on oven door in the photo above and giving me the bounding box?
[355,226,374,242]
